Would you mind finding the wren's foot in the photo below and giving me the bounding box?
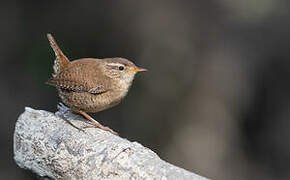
[83,124,118,135]
[76,110,118,135]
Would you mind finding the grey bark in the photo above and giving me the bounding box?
[13,105,209,180]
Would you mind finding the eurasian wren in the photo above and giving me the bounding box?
[46,34,147,135]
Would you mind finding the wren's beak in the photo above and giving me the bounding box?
[127,68,147,73]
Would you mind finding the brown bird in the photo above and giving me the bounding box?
[46,34,147,135]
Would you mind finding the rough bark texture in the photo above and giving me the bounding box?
[13,106,209,180]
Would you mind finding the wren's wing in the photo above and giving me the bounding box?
[46,59,109,94]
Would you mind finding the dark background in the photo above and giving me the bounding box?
[1,0,290,179]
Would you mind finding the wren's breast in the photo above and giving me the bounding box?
[58,88,125,113]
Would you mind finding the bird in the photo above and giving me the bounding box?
[46,34,147,135]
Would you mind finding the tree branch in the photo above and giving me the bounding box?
[13,106,209,180]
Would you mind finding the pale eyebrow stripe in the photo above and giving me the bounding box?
[107,63,124,67]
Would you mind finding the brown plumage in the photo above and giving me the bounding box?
[46,34,147,135]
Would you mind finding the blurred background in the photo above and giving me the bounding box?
[1,0,290,179]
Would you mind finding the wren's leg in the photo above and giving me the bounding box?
[60,114,85,132]
[76,110,118,135]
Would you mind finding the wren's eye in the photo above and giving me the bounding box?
[118,66,124,71]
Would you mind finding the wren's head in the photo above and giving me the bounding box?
[101,58,147,88]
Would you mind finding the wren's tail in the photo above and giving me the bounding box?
[47,33,70,77]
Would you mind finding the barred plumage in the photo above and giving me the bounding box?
[47,34,70,77]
